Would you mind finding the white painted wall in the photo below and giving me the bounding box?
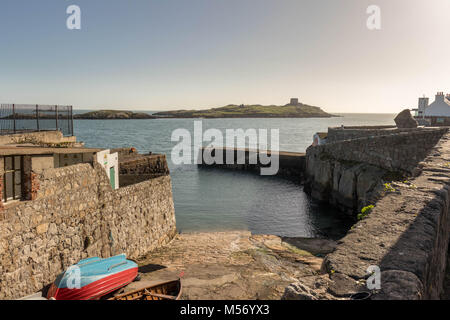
[95,149,119,189]
[417,97,429,118]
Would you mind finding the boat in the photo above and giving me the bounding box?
[109,278,182,300]
[47,253,139,300]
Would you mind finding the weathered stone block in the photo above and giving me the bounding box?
[36,223,49,235]
[394,110,418,129]
[372,270,423,300]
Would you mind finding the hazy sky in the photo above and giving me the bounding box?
[1,0,449,112]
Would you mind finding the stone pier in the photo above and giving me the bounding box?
[198,147,306,180]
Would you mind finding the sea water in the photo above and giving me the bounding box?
[74,113,395,239]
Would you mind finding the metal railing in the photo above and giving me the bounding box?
[0,104,74,136]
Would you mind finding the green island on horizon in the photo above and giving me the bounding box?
[73,100,337,119]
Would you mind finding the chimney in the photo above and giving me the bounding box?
[436,92,445,102]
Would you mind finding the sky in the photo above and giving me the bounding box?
[0,0,449,113]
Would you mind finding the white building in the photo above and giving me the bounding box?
[414,92,450,126]
[96,149,119,189]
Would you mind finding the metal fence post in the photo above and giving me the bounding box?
[36,104,40,131]
[55,105,58,132]
[70,106,74,136]
[12,104,16,133]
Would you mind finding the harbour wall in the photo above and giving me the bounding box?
[187,127,450,299]
[305,128,448,213]
[325,125,429,143]
[116,150,170,187]
[0,163,176,299]
[320,131,450,299]
[308,128,447,174]
[198,147,305,180]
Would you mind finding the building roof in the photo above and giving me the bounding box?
[424,95,450,117]
[0,146,102,156]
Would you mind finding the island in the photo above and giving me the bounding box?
[153,100,335,118]
[0,110,156,120]
[2,99,335,120]
[74,110,155,119]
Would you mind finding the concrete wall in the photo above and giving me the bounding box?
[0,131,76,146]
[55,152,94,168]
[0,163,176,299]
[198,147,306,179]
[31,155,54,173]
[320,132,450,299]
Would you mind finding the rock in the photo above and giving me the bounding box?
[356,165,385,208]
[281,237,337,256]
[327,272,362,298]
[394,109,418,129]
[36,223,48,234]
[309,158,333,201]
[133,231,325,300]
[282,282,317,300]
[337,165,359,207]
[48,223,57,235]
[371,270,423,300]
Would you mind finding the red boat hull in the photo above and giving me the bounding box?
[47,267,138,300]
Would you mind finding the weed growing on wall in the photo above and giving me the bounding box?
[357,205,374,221]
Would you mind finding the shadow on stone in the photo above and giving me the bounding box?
[139,263,167,274]
[375,191,450,299]
[281,237,337,256]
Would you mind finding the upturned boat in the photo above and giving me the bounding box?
[109,278,182,300]
[47,254,139,300]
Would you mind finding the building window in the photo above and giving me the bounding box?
[3,156,23,202]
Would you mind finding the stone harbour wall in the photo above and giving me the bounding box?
[117,152,170,187]
[308,128,447,174]
[119,154,169,175]
[0,163,176,299]
[320,132,450,299]
[305,159,387,214]
[198,147,306,180]
[326,126,414,143]
[305,128,448,213]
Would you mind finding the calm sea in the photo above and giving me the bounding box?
[74,113,395,239]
